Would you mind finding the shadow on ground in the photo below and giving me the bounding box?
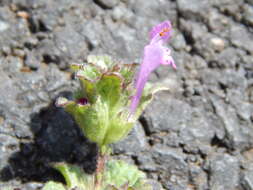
[0,91,98,183]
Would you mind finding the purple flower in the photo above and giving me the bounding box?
[130,21,176,114]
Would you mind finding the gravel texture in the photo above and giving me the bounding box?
[0,0,253,189]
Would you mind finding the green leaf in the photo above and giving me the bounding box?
[73,89,85,101]
[97,74,122,108]
[42,181,66,190]
[87,55,115,69]
[105,185,118,190]
[54,163,95,190]
[104,160,148,189]
[119,64,137,85]
[61,100,89,119]
[70,63,85,72]
[102,116,134,145]
[2,187,16,190]
[76,65,99,81]
[79,77,97,103]
[78,96,109,146]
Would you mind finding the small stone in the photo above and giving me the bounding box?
[152,145,188,189]
[209,153,239,190]
[24,37,39,49]
[242,166,253,190]
[0,116,4,125]
[210,93,253,150]
[147,180,163,190]
[137,152,157,172]
[246,0,253,5]
[210,38,225,52]
[179,109,215,145]
[230,24,253,54]
[206,9,229,34]
[25,51,41,70]
[22,182,43,190]
[44,65,68,92]
[189,164,208,190]
[243,4,253,26]
[249,87,253,103]
[143,97,192,133]
[0,20,9,32]
[152,145,187,169]
[177,0,209,20]
[94,0,118,9]
[216,0,244,21]
[243,149,253,162]
[193,34,218,61]
[216,47,238,68]
[5,56,23,73]
[111,5,126,21]
[193,55,207,69]
[171,32,187,51]
[2,46,11,55]
[13,48,26,58]
[17,11,29,19]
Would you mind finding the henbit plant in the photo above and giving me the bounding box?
[43,21,175,190]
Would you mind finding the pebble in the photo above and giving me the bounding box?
[94,0,118,9]
[0,21,9,32]
[210,37,225,52]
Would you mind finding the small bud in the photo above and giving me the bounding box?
[77,98,88,105]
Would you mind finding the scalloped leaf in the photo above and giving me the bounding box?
[57,98,103,144]
[60,100,89,119]
[102,117,134,145]
[87,55,115,70]
[97,74,122,108]
[78,96,109,146]
[104,160,150,189]
[54,163,95,190]
[42,161,152,190]
[76,64,100,81]
[119,64,137,85]
[42,181,66,190]
[79,77,97,103]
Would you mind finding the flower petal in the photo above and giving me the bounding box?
[130,21,176,115]
[130,44,163,114]
[149,21,172,43]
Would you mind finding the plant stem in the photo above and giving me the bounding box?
[94,152,107,190]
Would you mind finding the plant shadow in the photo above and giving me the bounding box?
[0,91,98,183]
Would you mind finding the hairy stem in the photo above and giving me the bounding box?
[94,153,107,190]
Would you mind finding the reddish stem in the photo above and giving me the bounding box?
[94,153,107,190]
